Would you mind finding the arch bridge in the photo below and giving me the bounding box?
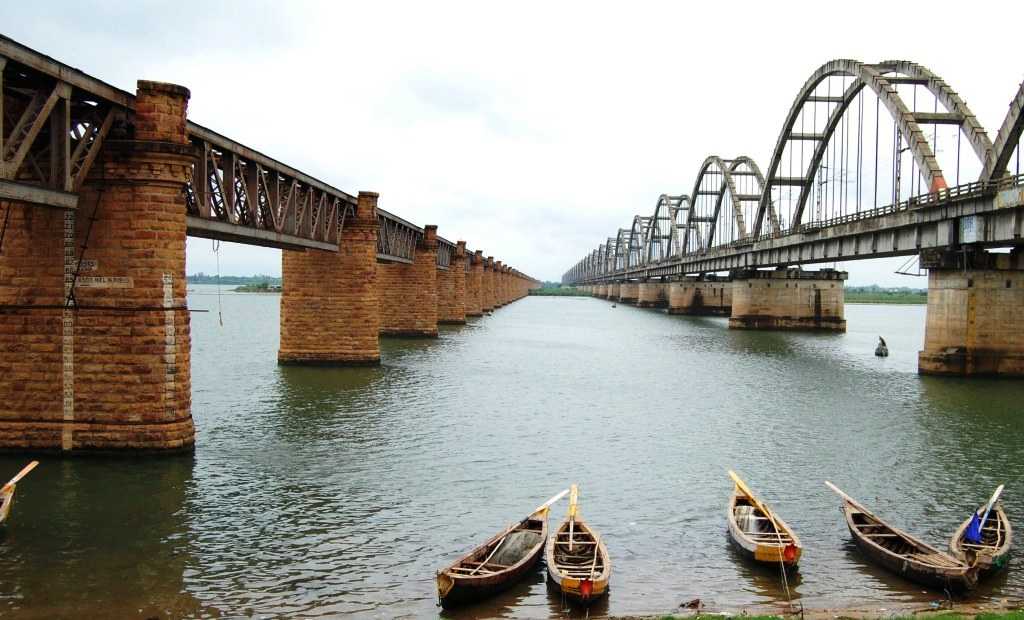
[564,59,1024,378]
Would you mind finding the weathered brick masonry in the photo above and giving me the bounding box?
[494,261,506,307]
[465,251,483,317]
[279,192,381,365]
[437,241,467,324]
[0,80,195,452]
[378,225,439,337]
[482,257,495,312]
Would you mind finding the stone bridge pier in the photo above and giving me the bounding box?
[0,80,196,452]
[482,257,496,312]
[667,277,732,316]
[437,241,467,325]
[606,282,621,301]
[637,281,668,308]
[618,282,639,304]
[280,191,381,364]
[918,249,1024,376]
[729,268,846,331]
[378,225,439,337]
[465,250,484,317]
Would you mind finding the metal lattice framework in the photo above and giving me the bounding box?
[0,34,532,277]
[563,58,1024,284]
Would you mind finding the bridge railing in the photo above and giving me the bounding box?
[566,175,1024,283]
[437,238,455,269]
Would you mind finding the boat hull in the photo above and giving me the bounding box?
[545,517,610,606]
[726,490,802,569]
[437,515,547,609]
[0,487,13,525]
[437,546,542,608]
[843,504,976,594]
[950,505,1012,579]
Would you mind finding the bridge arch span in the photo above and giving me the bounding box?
[683,155,769,252]
[986,80,1024,181]
[753,59,993,237]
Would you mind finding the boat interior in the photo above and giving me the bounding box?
[850,510,963,569]
[553,522,605,579]
[959,509,1007,553]
[447,518,543,576]
[734,496,792,546]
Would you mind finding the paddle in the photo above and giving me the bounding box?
[965,484,1004,544]
[467,488,570,576]
[1,461,38,494]
[567,484,579,551]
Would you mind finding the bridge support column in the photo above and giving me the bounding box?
[606,283,620,300]
[618,282,639,304]
[637,282,667,308]
[667,277,732,315]
[729,268,846,331]
[379,225,439,337]
[437,241,466,325]
[494,261,506,307]
[482,257,496,312]
[0,80,195,452]
[918,250,1024,376]
[465,250,483,316]
[280,191,381,364]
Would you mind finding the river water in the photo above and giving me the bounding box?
[0,285,1021,618]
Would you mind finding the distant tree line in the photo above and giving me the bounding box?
[187,273,282,286]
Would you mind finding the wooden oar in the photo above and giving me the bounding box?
[729,470,785,539]
[587,534,601,580]
[567,483,579,552]
[824,480,884,521]
[978,485,1004,529]
[466,488,570,577]
[1,461,38,493]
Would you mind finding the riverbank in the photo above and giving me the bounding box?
[528,286,590,296]
[615,603,1023,620]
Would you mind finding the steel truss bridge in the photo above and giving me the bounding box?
[0,35,489,273]
[563,60,1024,284]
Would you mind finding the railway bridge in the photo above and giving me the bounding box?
[0,35,538,453]
[564,59,1024,378]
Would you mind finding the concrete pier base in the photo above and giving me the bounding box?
[918,250,1024,376]
[606,283,620,301]
[618,282,639,304]
[729,268,846,332]
[637,282,667,308]
[667,277,732,315]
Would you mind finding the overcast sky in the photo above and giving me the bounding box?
[4,2,1022,285]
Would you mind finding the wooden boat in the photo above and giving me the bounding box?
[545,484,610,605]
[826,481,977,593]
[436,489,568,608]
[726,470,802,569]
[0,461,39,526]
[949,486,1012,578]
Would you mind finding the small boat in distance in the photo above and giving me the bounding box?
[825,481,977,593]
[436,489,569,608]
[726,470,802,569]
[0,461,39,526]
[950,485,1012,578]
[546,484,610,605]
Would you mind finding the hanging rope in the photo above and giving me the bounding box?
[213,239,224,327]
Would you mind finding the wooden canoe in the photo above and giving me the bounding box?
[727,471,802,569]
[436,489,568,608]
[950,503,1012,578]
[826,481,977,594]
[545,484,610,605]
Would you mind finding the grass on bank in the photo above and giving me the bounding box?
[528,286,590,296]
[650,611,1024,620]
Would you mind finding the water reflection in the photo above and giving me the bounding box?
[0,455,204,617]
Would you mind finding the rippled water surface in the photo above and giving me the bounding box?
[0,287,1022,618]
